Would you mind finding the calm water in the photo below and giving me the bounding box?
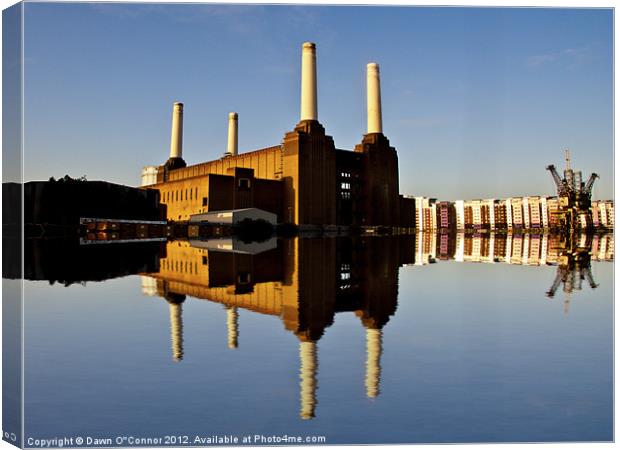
[18,234,613,445]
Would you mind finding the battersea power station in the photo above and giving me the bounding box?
[141,42,415,230]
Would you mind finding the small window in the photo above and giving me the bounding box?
[238,272,251,284]
[238,178,251,189]
[202,197,208,207]
[202,256,208,265]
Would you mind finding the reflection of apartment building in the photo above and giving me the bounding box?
[437,232,455,260]
[415,232,436,264]
[493,235,507,260]
[511,235,523,264]
[591,234,614,261]
[528,234,542,265]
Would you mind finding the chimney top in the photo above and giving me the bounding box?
[229,112,238,119]
[303,42,316,50]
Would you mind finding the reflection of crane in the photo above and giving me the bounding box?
[545,233,598,315]
[546,150,599,231]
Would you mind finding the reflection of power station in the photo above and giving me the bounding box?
[140,235,412,419]
[138,231,610,417]
[546,149,599,230]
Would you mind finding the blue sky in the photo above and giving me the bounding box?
[22,3,613,200]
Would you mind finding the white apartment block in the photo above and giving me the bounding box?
[455,200,465,230]
[414,197,437,231]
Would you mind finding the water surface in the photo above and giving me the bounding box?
[20,233,613,445]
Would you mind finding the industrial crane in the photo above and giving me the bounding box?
[546,149,599,230]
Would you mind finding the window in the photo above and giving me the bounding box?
[202,256,208,265]
[238,178,251,189]
[237,272,251,284]
[202,197,209,207]
[341,182,351,190]
[341,192,351,199]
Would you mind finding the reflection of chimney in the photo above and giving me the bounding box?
[226,306,239,349]
[169,302,184,361]
[169,102,184,159]
[300,42,318,122]
[299,340,318,420]
[226,112,238,157]
[365,328,382,398]
[366,63,383,134]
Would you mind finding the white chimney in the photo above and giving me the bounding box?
[300,42,318,122]
[226,112,238,157]
[366,63,383,134]
[169,102,184,159]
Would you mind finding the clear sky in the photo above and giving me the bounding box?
[22,3,613,200]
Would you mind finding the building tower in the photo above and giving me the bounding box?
[300,42,318,122]
[224,112,239,158]
[354,63,400,227]
[164,102,187,171]
[282,42,337,227]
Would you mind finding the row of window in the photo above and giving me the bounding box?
[164,187,199,204]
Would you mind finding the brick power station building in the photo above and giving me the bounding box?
[142,43,415,230]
